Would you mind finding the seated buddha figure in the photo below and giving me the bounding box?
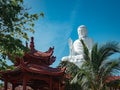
[61,25,94,67]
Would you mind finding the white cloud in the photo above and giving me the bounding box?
[70,0,82,24]
[32,21,73,66]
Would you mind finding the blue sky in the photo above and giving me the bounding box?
[24,0,120,67]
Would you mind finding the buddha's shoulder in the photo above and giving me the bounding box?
[74,39,80,44]
[85,38,93,42]
[74,38,93,43]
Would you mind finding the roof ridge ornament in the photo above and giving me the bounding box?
[26,41,28,48]
[30,37,35,51]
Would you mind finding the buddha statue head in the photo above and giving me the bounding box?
[77,25,88,39]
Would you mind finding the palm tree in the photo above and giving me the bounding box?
[71,40,120,90]
[59,40,120,90]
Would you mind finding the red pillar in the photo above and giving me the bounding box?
[49,77,53,90]
[12,83,15,90]
[23,77,27,90]
[59,80,61,90]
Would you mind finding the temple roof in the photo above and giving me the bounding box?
[27,37,54,58]
[3,37,65,75]
[15,37,56,66]
[0,37,66,81]
[0,37,67,90]
[0,60,66,77]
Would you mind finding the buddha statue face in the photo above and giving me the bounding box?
[77,25,87,38]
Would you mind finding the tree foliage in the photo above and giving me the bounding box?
[0,0,44,70]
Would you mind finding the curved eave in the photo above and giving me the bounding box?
[20,64,65,76]
[0,67,21,80]
[24,53,50,60]
[0,67,20,74]
[23,53,56,66]
[0,63,65,77]
[24,47,54,60]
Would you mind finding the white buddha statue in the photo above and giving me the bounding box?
[61,25,94,67]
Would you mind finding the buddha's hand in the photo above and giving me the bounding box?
[68,38,73,49]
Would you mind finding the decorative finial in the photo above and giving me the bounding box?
[30,37,35,50]
[26,41,28,48]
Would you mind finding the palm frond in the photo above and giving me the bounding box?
[99,59,120,82]
[80,39,90,62]
[99,41,120,63]
[58,61,79,77]
[91,43,100,72]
